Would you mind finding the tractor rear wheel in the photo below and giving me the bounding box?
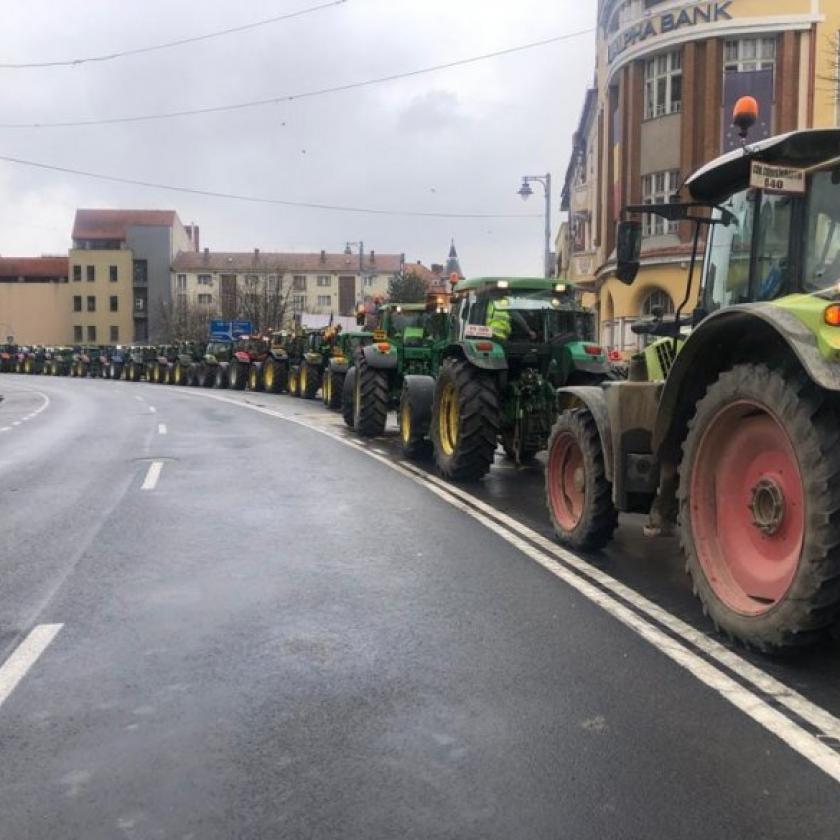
[263,359,285,394]
[228,361,247,390]
[679,363,840,652]
[399,376,435,460]
[172,363,184,386]
[342,368,356,428]
[353,353,389,437]
[289,366,301,397]
[431,358,499,481]
[545,409,618,551]
[111,363,122,380]
[324,369,344,410]
[249,363,264,392]
[301,362,321,400]
[212,365,226,388]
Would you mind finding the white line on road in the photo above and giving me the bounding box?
[135,395,144,402]
[141,460,164,490]
[0,624,63,711]
[148,406,157,414]
[158,423,167,435]
[0,427,9,432]
[11,421,20,426]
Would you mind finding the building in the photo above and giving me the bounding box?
[71,209,197,344]
[0,257,69,344]
[559,0,840,352]
[170,248,438,331]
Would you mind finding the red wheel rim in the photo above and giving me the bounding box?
[547,431,585,531]
[689,400,804,616]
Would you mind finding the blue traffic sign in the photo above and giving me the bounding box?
[232,320,253,338]
[209,320,253,340]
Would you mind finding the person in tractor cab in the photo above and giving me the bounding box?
[486,297,537,341]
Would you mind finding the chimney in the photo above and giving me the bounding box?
[254,248,260,261]
[369,249,375,265]
[320,249,326,263]
[190,223,200,252]
[203,247,209,263]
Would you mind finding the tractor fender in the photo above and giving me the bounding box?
[329,358,349,375]
[361,344,398,371]
[556,385,614,478]
[445,341,508,371]
[653,304,840,457]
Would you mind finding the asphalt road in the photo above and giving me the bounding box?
[1,374,840,839]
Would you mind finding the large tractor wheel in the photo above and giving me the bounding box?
[78,363,89,378]
[342,368,356,428]
[300,362,321,400]
[323,369,344,410]
[228,360,247,390]
[545,409,618,551]
[171,363,184,386]
[111,363,122,380]
[353,353,389,437]
[431,358,499,481]
[152,364,161,383]
[679,363,840,652]
[24,358,34,375]
[248,364,264,392]
[289,366,301,397]
[399,376,435,460]
[212,365,227,389]
[263,359,286,394]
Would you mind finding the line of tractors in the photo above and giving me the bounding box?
[4,120,840,655]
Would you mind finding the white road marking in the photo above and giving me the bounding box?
[148,406,157,414]
[141,460,164,490]
[0,624,63,710]
[158,423,167,435]
[146,389,840,784]
[0,389,50,435]
[135,395,144,402]
[0,427,10,432]
[11,421,20,426]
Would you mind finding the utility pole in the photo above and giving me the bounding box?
[517,174,553,278]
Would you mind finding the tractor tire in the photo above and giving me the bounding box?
[301,362,321,400]
[228,361,247,391]
[212,365,227,389]
[248,363,264,392]
[263,359,286,394]
[111,363,122,380]
[323,369,344,410]
[353,352,389,437]
[172,363,185,386]
[289,366,301,397]
[399,376,435,460]
[342,368,356,428]
[79,363,89,379]
[430,358,499,481]
[545,409,618,551]
[679,363,840,653]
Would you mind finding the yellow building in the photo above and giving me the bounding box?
[559,0,840,353]
[0,257,70,344]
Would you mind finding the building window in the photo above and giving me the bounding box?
[87,325,97,342]
[292,294,306,313]
[73,265,81,282]
[198,293,213,305]
[110,326,119,342]
[267,274,280,293]
[642,170,681,236]
[293,275,307,291]
[244,274,259,286]
[176,274,187,291]
[73,295,82,312]
[317,295,332,306]
[73,325,83,342]
[109,295,118,312]
[109,265,118,283]
[87,295,96,312]
[197,274,212,286]
[644,50,682,119]
[724,38,776,73]
[86,265,95,282]
[364,276,375,287]
[317,275,331,287]
[641,288,675,317]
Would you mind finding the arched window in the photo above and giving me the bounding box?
[640,288,674,317]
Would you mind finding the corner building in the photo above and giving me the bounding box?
[560,0,840,353]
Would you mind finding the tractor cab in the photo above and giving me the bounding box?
[205,340,233,363]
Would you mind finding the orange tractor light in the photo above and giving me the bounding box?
[733,95,759,139]
[825,304,840,327]
[376,342,391,353]
[474,341,494,352]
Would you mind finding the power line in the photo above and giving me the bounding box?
[0,0,348,69]
[0,28,594,128]
[0,153,543,219]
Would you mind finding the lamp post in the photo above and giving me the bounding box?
[345,241,366,311]
[517,174,553,278]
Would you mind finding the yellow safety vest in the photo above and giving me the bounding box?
[487,301,511,340]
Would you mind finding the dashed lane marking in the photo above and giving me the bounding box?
[158,423,167,435]
[141,460,163,490]
[148,406,157,414]
[0,624,63,711]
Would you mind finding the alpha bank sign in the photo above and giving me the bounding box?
[608,1,734,64]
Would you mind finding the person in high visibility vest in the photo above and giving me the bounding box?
[487,298,537,341]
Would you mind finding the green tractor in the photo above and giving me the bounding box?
[408,279,606,473]
[0,344,17,372]
[150,345,178,384]
[124,346,157,382]
[171,341,202,386]
[248,332,291,394]
[288,328,337,400]
[349,302,450,444]
[545,123,840,652]
[72,346,105,378]
[46,347,75,376]
[322,329,373,414]
[21,346,47,375]
[192,339,233,388]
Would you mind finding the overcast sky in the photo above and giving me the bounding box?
[0,0,596,276]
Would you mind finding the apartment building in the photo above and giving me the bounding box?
[0,257,70,344]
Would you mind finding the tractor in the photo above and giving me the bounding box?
[0,344,17,372]
[107,346,128,380]
[171,341,203,386]
[246,332,291,394]
[73,346,105,378]
[46,347,75,376]
[124,346,157,382]
[405,279,606,470]
[349,302,450,445]
[150,345,178,384]
[544,115,840,652]
[322,329,373,414]
[221,336,262,391]
[287,328,338,400]
[20,346,47,375]
[193,339,233,388]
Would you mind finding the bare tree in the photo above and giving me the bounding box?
[236,273,294,333]
[158,296,220,343]
[818,34,840,103]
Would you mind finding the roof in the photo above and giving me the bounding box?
[456,276,564,293]
[0,256,69,277]
[73,209,178,241]
[685,129,840,204]
[172,250,434,276]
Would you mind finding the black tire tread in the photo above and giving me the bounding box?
[354,353,389,437]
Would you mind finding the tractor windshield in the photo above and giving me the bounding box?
[804,170,840,293]
[469,290,585,343]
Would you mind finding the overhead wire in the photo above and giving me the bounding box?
[0,153,543,219]
[0,0,349,69]
[0,28,595,128]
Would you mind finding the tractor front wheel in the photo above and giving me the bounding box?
[353,354,389,437]
[228,361,247,391]
[431,358,499,481]
[301,362,321,400]
[289,366,301,397]
[399,376,435,460]
[545,409,618,551]
[264,359,286,394]
[248,363,264,392]
[212,365,227,389]
[679,363,840,652]
[323,369,344,410]
[342,368,356,428]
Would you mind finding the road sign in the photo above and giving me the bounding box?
[210,320,232,340]
[232,320,253,338]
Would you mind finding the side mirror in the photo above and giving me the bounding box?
[616,220,642,285]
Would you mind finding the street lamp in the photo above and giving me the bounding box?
[345,241,366,309]
[517,174,553,278]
